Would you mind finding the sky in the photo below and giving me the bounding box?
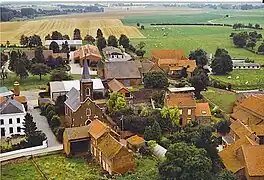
[1,0,262,2]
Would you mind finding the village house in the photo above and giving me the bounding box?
[164,93,196,126]
[102,46,132,62]
[64,59,105,128]
[102,61,142,86]
[45,40,82,49]
[151,49,196,75]
[73,44,102,69]
[195,103,211,124]
[135,58,164,78]
[219,119,264,180]
[232,59,261,70]
[0,98,26,138]
[126,135,145,152]
[107,78,132,98]
[63,119,134,175]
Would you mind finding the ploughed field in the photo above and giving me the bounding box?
[0,18,144,44]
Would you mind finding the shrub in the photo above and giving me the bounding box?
[45,104,55,115]
[139,146,152,156]
[50,115,61,129]
[55,127,65,143]
[47,110,56,124]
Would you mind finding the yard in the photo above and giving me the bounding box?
[1,73,81,91]
[210,69,264,90]
[202,87,237,114]
[1,154,159,180]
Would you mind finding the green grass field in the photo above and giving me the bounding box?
[202,87,237,113]
[210,69,264,90]
[1,154,158,180]
[1,73,81,91]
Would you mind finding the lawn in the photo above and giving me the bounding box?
[202,87,237,113]
[1,73,81,91]
[210,69,264,90]
[129,26,264,64]
[1,154,103,180]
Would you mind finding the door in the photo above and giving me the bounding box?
[1,128,5,137]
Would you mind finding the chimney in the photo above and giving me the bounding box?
[13,81,20,96]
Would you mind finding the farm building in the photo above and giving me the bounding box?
[102,46,132,62]
[135,59,164,78]
[45,40,82,48]
[232,59,260,70]
[103,61,142,86]
[73,45,102,67]
[63,119,134,175]
[152,144,167,158]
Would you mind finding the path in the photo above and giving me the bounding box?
[0,145,62,162]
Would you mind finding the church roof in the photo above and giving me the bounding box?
[81,59,92,83]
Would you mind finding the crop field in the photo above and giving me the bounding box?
[210,69,264,90]
[0,18,144,44]
[130,26,264,64]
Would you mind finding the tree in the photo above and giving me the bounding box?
[106,92,127,115]
[248,23,252,28]
[255,24,260,29]
[30,63,50,80]
[62,34,70,40]
[55,95,67,115]
[29,34,42,47]
[96,37,106,51]
[190,67,209,99]
[246,40,256,50]
[135,49,146,57]
[119,34,130,49]
[233,32,248,48]
[49,41,60,53]
[216,169,236,180]
[179,67,188,78]
[258,43,264,53]
[137,22,140,27]
[50,69,72,81]
[84,34,95,44]
[0,52,8,67]
[215,119,231,136]
[96,28,103,38]
[50,115,61,129]
[45,34,51,40]
[33,46,45,63]
[160,107,180,126]
[144,72,168,89]
[144,121,162,141]
[137,41,145,50]
[22,113,47,147]
[61,41,70,53]
[20,34,28,46]
[211,48,233,75]
[51,31,63,40]
[189,49,208,66]
[9,50,29,79]
[107,35,118,47]
[158,142,212,180]
[141,25,145,30]
[73,28,82,40]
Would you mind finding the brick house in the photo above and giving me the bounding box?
[63,119,134,175]
[107,78,131,98]
[64,59,104,128]
[164,93,196,126]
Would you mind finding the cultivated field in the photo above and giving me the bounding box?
[0,18,144,44]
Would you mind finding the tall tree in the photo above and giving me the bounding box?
[189,49,208,66]
[258,43,264,53]
[233,32,248,48]
[62,34,70,40]
[33,46,45,63]
[211,48,233,75]
[215,119,231,136]
[107,35,118,47]
[96,28,103,38]
[119,34,130,49]
[8,50,29,79]
[96,37,106,51]
[144,72,168,89]
[255,24,260,29]
[61,41,70,53]
[49,41,60,53]
[84,34,95,44]
[246,40,256,50]
[159,142,212,180]
[144,121,162,141]
[20,34,28,46]
[106,92,127,115]
[73,28,82,40]
[160,107,180,126]
[190,67,209,99]
[30,63,50,80]
[51,31,63,40]
[29,34,42,47]
[45,34,51,40]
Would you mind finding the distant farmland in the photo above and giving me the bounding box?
[0,18,144,44]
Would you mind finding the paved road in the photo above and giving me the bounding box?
[0,145,63,162]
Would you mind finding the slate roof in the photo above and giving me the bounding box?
[98,133,123,159]
[66,87,79,98]
[81,59,91,80]
[104,61,141,79]
[0,99,25,114]
[108,79,127,92]
[196,103,211,117]
[65,87,81,111]
[65,125,90,141]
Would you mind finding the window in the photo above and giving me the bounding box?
[179,109,183,115]
[17,127,21,133]
[248,66,250,68]
[86,88,90,96]
[188,109,192,115]
[17,118,20,123]
[202,110,207,115]
[9,127,13,134]
[0,119,3,125]
[86,108,91,116]
[9,118,12,124]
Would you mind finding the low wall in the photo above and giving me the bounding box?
[0,140,47,158]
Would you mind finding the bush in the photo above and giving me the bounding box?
[46,110,56,124]
[54,127,65,143]
[127,44,136,53]
[45,104,55,115]
[39,91,50,98]
[139,146,152,156]
[50,115,61,129]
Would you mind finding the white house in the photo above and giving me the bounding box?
[0,99,26,138]
[45,40,82,48]
[102,46,132,62]
[50,79,105,101]
[232,60,260,70]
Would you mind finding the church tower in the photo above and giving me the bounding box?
[80,59,93,102]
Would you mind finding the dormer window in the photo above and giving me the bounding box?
[202,110,206,115]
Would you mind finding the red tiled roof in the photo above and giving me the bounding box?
[151,49,185,60]
[196,103,211,117]
[166,93,196,108]
[73,44,102,61]
[108,78,128,92]
[127,135,145,145]
[240,95,264,117]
